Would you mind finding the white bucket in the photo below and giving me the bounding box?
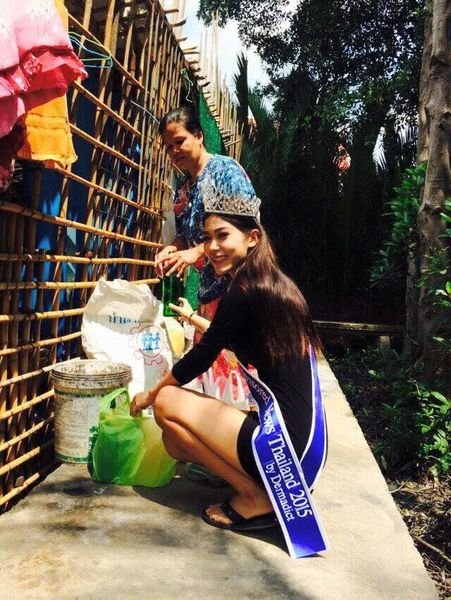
[51,360,132,463]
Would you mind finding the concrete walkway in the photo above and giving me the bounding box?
[0,358,438,600]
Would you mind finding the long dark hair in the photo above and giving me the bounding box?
[209,214,321,364]
[159,105,204,137]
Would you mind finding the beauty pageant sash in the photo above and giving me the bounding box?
[239,351,328,559]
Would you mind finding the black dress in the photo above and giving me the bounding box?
[172,283,314,482]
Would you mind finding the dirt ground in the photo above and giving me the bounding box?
[329,353,450,599]
[389,477,450,599]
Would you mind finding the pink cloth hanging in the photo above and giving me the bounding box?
[0,0,87,138]
[0,0,87,191]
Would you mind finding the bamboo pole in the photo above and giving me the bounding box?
[0,200,162,249]
[3,209,22,493]
[28,249,46,444]
[0,308,85,324]
[0,331,82,358]
[82,0,118,265]
[0,416,53,453]
[71,81,141,138]
[0,441,54,478]
[103,2,139,279]
[70,125,144,172]
[224,138,242,148]
[179,0,186,31]
[0,253,155,266]
[0,278,158,291]
[0,461,59,509]
[67,14,144,91]
[0,391,54,422]
[133,24,156,279]
[52,166,164,219]
[0,365,54,390]
[18,165,42,483]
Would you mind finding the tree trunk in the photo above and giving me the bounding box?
[416,6,433,164]
[412,0,451,375]
[405,7,432,354]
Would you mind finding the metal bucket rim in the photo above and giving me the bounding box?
[51,359,132,383]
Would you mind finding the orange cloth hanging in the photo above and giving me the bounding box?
[16,0,79,167]
[16,94,77,167]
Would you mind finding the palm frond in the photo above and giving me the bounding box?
[233,52,249,134]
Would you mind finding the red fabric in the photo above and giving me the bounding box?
[196,297,258,407]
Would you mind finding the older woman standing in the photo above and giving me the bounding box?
[156,105,257,305]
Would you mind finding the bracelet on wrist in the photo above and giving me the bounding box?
[188,310,197,325]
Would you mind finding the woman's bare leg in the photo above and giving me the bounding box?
[154,385,273,524]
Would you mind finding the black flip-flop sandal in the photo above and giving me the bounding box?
[201,501,277,532]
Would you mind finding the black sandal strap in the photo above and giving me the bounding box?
[219,501,245,525]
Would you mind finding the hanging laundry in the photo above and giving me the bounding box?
[17,0,81,168]
[15,96,77,168]
[0,0,87,190]
[0,0,87,137]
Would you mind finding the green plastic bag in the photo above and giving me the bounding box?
[91,388,176,487]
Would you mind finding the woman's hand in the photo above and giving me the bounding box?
[168,297,194,323]
[154,245,178,277]
[163,245,204,278]
[130,390,156,416]
[130,372,182,417]
[169,298,210,334]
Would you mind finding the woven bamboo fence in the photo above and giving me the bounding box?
[0,0,241,512]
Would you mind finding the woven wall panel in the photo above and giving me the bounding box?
[0,0,190,511]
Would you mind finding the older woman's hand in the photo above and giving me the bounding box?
[163,246,204,278]
[154,245,178,277]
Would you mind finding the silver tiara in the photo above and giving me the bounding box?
[200,173,261,221]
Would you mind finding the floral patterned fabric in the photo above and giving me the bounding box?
[196,298,258,410]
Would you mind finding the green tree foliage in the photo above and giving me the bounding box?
[329,348,450,478]
[200,0,421,318]
[370,164,426,289]
[201,0,422,121]
[233,52,347,302]
[233,53,250,141]
[198,0,290,47]
[233,55,281,202]
[202,0,423,317]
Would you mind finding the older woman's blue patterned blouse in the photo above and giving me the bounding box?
[174,155,257,304]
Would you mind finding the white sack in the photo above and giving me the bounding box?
[81,278,177,399]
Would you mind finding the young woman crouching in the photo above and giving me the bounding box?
[131,194,326,532]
